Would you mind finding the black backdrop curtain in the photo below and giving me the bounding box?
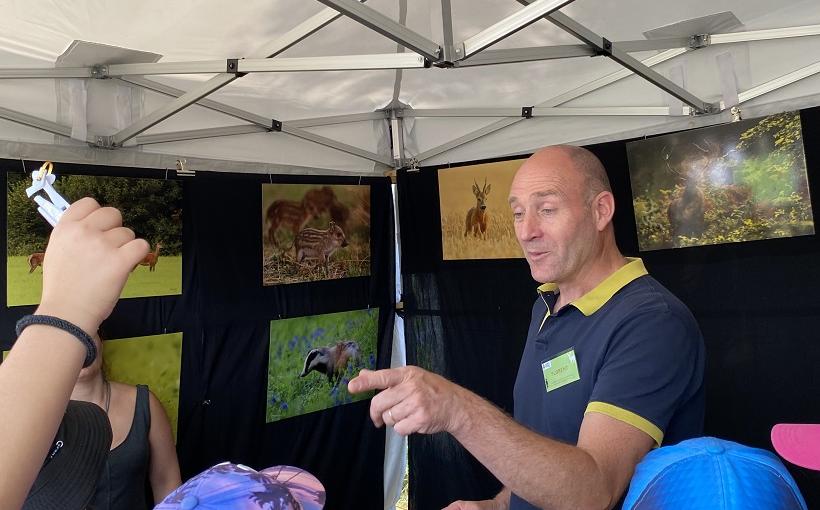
[0,163,395,510]
[398,107,820,509]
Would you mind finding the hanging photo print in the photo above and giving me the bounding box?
[262,184,370,286]
[266,308,378,424]
[6,172,183,306]
[102,332,183,440]
[438,159,526,260]
[627,111,814,251]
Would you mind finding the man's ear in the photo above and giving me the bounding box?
[592,191,615,231]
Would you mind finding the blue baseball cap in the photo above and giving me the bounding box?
[154,462,326,510]
[623,437,807,510]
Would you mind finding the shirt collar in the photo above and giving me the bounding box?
[536,258,648,316]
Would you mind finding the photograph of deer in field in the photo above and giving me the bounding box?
[261,183,370,286]
[438,159,525,260]
[266,308,378,424]
[102,332,183,440]
[627,111,813,251]
[7,172,183,306]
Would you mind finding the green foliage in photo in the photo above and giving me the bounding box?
[629,111,813,251]
[266,309,378,424]
[103,333,183,440]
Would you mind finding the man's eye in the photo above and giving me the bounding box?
[512,211,523,220]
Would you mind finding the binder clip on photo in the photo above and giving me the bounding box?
[25,161,71,227]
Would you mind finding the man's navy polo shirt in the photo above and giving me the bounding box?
[510,258,705,510]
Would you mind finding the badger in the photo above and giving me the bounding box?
[299,340,360,386]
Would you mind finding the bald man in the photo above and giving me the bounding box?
[349,146,705,510]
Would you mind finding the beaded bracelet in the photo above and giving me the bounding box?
[15,315,97,368]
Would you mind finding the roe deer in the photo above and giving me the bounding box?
[464,178,491,238]
[138,243,162,272]
[28,252,45,273]
[294,222,348,267]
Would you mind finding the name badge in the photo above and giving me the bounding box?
[541,348,580,392]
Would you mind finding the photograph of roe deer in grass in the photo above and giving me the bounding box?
[627,111,814,251]
[7,172,182,306]
[261,183,370,286]
[266,308,378,424]
[438,158,526,260]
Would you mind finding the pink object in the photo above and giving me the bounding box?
[771,424,820,471]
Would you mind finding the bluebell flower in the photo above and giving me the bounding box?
[280,402,288,410]
[369,353,376,367]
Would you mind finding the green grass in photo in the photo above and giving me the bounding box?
[7,255,182,306]
[103,332,182,440]
[266,309,378,424]
[2,333,182,440]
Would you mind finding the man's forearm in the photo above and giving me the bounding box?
[449,388,611,510]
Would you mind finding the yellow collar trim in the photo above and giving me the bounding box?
[536,258,648,316]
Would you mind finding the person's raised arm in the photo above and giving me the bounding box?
[0,198,148,509]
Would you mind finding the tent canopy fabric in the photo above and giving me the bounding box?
[0,0,819,174]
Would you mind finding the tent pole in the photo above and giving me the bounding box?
[0,106,94,143]
[460,0,577,58]
[543,11,718,114]
[416,48,685,162]
[315,0,441,60]
[281,125,393,165]
[441,0,458,61]
[108,5,366,147]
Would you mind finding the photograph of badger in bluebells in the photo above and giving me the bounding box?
[262,183,371,286]
[266,308,378,424]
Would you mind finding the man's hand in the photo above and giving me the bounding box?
[347,366,467,436]
[36,197,149,335]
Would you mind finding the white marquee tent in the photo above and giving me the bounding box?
[3,1,820,507]
[0,0,819,177]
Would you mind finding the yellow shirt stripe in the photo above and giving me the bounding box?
[585,401,664,447]
[537,258,648,316]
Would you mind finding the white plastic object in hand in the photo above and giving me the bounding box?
[25,163,70,227]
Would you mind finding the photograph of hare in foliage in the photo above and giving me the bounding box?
[7,172,182,305]
[627,111,813,251]
[266,308,378,424]
[261,183,370,286]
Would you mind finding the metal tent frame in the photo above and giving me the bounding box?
[0,1,819,171]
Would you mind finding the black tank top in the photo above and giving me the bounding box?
[91,384,151,510]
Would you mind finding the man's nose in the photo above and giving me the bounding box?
[517,211,539,241]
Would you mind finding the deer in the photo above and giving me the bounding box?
[464,178,491,238]
[666,141,720,243]
[137,243,162,272]
[27,252,45,273]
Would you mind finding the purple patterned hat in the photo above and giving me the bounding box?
[154,462,326,510]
